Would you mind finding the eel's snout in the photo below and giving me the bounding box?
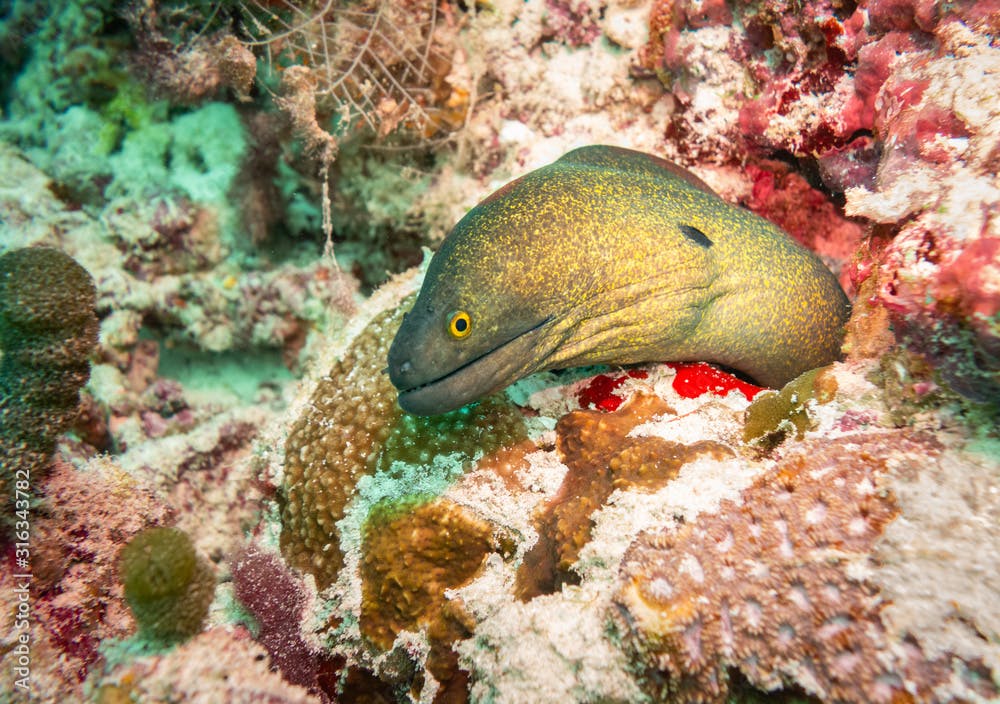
[386,339,418,393]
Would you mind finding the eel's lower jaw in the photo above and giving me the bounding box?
[395,318,554,416]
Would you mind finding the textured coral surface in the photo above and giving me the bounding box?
[0,247,98,529]
[119,526,215,644]
[279,301,407,587]
[618,434,941,703]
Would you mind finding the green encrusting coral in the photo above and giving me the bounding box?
[0,247,98,532]
[375,395,527,474]
[742,366,838,449]
[119,526,215,645]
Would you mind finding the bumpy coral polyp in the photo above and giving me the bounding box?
[615,434,959,703]
[281,295,526,590]
[0,247,98,532]
[280,303,405,588]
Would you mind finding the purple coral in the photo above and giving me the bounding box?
[231,543,326,696]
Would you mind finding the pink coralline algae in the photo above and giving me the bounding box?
[744,162,865,291]
[1,459,171,695]
[94,627,320,704]
[729,0,996,190]
[638,0,733,82]
[543,0,604,46]
[847,22,1000,400]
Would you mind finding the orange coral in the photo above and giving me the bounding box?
[615,433,964,703]
[360,497,494,651]
[517,394,733,599]
[360,497,504,698]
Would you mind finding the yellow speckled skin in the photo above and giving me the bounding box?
[388,146,850,415]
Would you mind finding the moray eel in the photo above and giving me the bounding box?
[387,145,850,416]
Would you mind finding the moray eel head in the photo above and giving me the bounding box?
[388,145,850,416]
[387,273,556,415]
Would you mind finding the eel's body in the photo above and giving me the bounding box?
[388,146,850,416]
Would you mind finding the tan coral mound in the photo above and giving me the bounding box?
[281,291,527,591]
[615,433,980,703]
[280,302,406,587]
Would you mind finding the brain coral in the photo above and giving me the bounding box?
[0,246,98,531]
[615,433,990,703]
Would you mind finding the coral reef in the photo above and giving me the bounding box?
[93,627,321,704]
[118,526,215,644]
[360,497,498,699]
[0,247,98,530]
[616,433,991,703]
[242,0,466,146]
[517,393,734,599]
[279,300,408,587]
[846,23,1000,403]
[0,457,171,700]
[280,288,526,589]
[1,0,999,701]
[873,439,1000,687]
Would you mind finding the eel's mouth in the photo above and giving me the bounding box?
[392,316,553,415]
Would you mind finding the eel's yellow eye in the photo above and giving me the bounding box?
[448,310,472,338]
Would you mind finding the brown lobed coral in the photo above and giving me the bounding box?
[360,497,502,700]
[517,393,734,600]
[615,432,992,703]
